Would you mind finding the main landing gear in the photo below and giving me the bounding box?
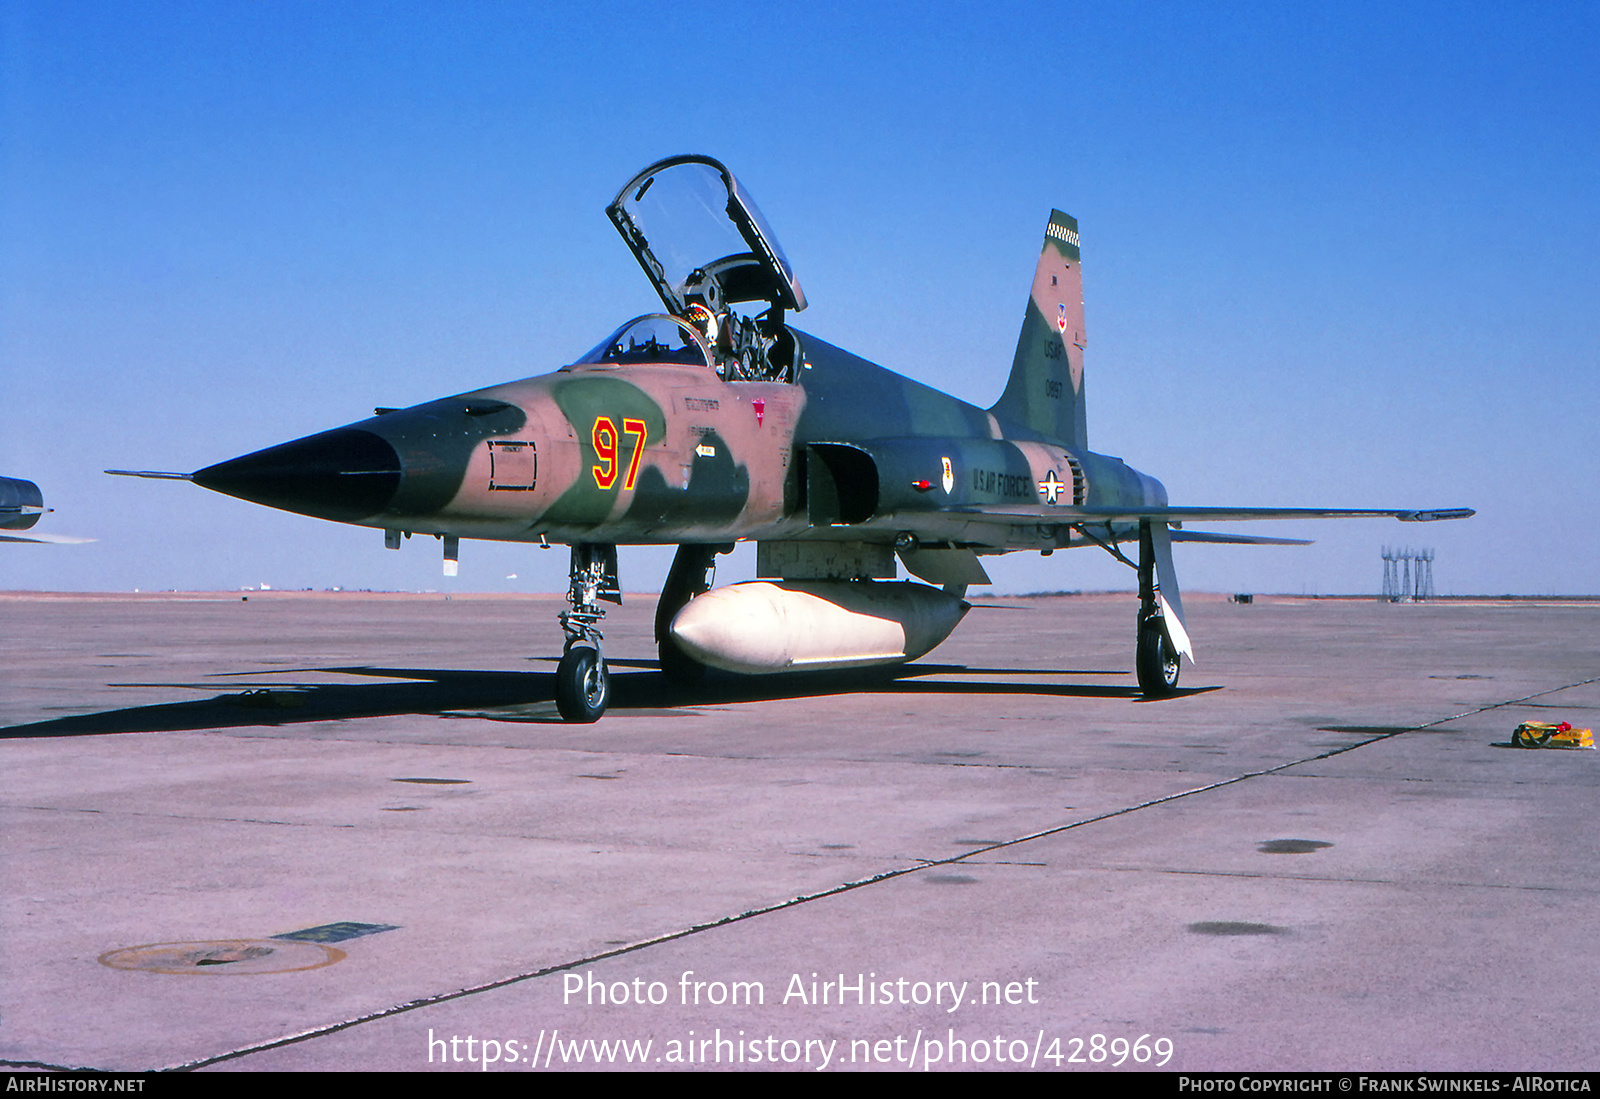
[1136,520,1181,698]
[556,544,620,722]
[654,543,732,683]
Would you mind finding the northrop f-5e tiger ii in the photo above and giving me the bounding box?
[111,155,1472,721]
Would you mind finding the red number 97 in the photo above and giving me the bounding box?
[591,417,619,489]
[591,416,648,490]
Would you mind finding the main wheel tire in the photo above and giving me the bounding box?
[1136,618,1181,697]
[556,646,609,723]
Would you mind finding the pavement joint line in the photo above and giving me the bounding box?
[51,675,1600,1072]
[1418,678,1600,723]
[0,1060,81,1073]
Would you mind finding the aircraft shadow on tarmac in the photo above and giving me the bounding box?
[1,663,1220,739]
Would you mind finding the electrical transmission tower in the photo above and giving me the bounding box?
[1380,546,1435,602]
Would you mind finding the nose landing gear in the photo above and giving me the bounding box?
[556,544,620,722]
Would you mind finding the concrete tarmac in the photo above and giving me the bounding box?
[1,590,1597,1072]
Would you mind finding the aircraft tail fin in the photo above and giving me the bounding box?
[989,210,1087,449]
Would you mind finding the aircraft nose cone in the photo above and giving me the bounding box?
[193,427,401,522]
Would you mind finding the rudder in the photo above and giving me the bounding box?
[989,210,1086,449]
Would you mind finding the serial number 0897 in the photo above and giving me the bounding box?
[1059,1034,1172,1067]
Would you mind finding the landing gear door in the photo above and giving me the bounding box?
[607,155,807,318]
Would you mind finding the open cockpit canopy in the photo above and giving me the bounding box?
[607,155,806,318]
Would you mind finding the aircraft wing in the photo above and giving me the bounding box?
[0,532,94,544]
[942,505,1475,524]
[927,504,1470,665]
[1169,532,1312,545]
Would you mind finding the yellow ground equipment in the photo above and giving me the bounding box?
[1511,721,1594,749]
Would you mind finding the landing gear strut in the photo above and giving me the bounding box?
[1136,520,1180,697]
[654,543,732,683]
[556,544,620,722]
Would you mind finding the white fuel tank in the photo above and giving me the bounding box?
[668,580,969,675]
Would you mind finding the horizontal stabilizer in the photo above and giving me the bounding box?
[947,505,1474,524]
[1171,531,1313,546]
[0,532,94,544]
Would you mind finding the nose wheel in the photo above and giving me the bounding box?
[556,544,620,722]
[556,644,610,723]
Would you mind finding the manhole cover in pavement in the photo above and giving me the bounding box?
[99,939,346,974]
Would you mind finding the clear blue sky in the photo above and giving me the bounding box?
[3,2,1596,596]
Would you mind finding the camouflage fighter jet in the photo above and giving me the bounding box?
[110,155,1472,721]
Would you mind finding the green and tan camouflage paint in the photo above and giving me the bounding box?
[196,212,1165,559]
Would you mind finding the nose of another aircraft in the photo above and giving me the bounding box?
[193,426,402,522]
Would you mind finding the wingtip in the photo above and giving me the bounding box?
[1398,508,1475,522]
[0,532,95,544]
